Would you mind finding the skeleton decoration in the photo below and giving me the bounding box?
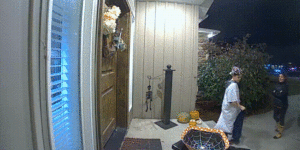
[145,76,153,112]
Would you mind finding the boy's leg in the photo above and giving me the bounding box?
[232,111,245,142]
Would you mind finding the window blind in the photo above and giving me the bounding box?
[48,0,83,149]
[50,3,71,149]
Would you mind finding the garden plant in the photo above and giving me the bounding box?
[197,34,272,112]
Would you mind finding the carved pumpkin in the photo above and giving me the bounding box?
[177,112,191,123]
[189,119,197,127]
[190,110,199,120]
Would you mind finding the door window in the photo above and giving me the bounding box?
[47,0,83,149]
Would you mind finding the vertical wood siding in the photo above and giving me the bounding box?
[133,1,199,119]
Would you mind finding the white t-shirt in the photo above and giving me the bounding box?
[214,81,241,133]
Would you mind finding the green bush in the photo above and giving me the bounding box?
[198,35,271,110]
[198,56,233,102]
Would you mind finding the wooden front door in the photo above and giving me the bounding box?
[96,0,131,148]
[95,0,118,148]
[99,35,118,148]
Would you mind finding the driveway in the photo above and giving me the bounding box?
[241,95,300,150]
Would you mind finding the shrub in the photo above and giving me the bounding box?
[198,34,271,110]
[198,56,233,102]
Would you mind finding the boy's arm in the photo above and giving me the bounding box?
[231,101,246,110]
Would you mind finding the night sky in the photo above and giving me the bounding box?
[199,0,300,65]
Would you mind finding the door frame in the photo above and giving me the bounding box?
[28,0,49,149]
[115,12,132,128]
[80,0,99,149]
[95,0,105,149]
[29,0,99,149]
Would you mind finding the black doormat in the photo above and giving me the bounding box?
[104,127,127,150]
[120,138,162,150]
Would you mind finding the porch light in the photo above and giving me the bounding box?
[207,33,214,38]
[198,28,220,39]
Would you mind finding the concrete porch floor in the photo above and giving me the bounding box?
[125,119,209,149]
[124,119,250,150]
[109,95,300,150]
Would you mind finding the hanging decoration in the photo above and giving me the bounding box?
[102,5,120,58]
[113,28,127,52]
[102,5,128,58]
[102,34,116,58]
[144,73,165,112]
[103,6,121,35]
[145,75,153,112]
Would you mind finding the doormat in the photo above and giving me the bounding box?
[120,138,162,150]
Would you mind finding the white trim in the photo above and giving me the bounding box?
[28,0,44,149]
[127,0,136,18]
[80,0,98,149]
[39,0,52,149]
[46,0,56,149]
[199,14,208,23]
[128,15,135,111]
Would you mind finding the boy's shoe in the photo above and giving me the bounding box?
[229,139,240,145]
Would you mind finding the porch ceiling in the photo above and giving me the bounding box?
[137,0,214,22]
[199,0,214,20]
